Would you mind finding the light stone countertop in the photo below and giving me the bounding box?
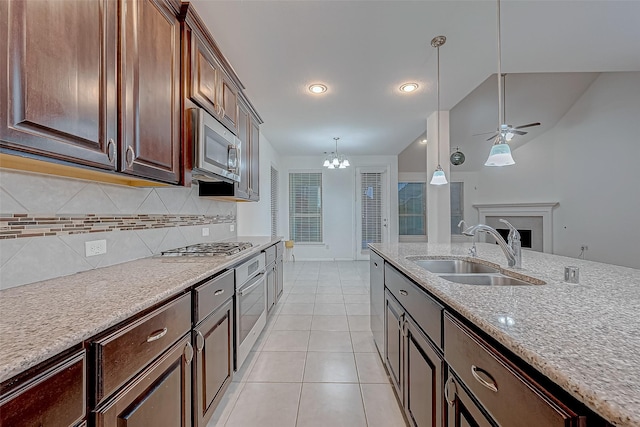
[0,236,281,384]
[370,242,640,427]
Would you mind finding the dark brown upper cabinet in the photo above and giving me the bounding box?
[183,4,240,136]
[0,0,118,170]
[0,0,181,185]
[119,0,181,184]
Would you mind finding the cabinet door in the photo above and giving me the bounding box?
[404,317,444,427]
[120,0,181,183]
[444,376,494,427]
[385,290,404,402]
[95,336,193,427]
[194,298,234,427]
[235,101,251,199]
[219,73,239,135]
[370,252,384,356]
[0,0,117,170]
[276,256,284,300]
[266,263,276,314]
[249,119,260,201]
[189,34,221,121]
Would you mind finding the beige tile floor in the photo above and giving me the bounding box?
[207,260,407,427]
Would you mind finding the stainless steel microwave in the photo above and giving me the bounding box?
[190,107,240,182]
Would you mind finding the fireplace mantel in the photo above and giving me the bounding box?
[473,202,559,253]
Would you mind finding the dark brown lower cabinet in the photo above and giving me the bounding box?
[0,351,86,427]
[193,297,234,426]
[405,316,444,427]
[385,290,444,427]
[94,335,193,427]
[444,374,494,427]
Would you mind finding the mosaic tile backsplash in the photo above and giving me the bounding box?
[0,213,235,239]
[0,169,237,289]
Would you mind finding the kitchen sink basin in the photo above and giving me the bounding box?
[439,274,535,286]
[412,259,499,274]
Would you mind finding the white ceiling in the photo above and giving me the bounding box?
[191,0,640,157]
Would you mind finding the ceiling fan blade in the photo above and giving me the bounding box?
[486,133,498,141]
[512,130,527,136]
[473,131,497,136]
[515,122,541,130]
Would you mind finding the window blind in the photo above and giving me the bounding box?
[289,172,322,243]
[271,166,279,238]
[361,172,383,249]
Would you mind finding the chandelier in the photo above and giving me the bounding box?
[322,137,350,169]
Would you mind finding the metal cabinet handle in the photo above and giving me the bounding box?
[471,365,498,392]
[214,289,225,296]
[107,139,116,163]
[184,341,194,365]
[195,330,205,352]
[374,262,378,267]
[444,377,457,407]
[146,327,168,343]
[126,145,135,167]
[399,290,408,296]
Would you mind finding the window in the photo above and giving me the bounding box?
[450,182,464,234]
[270,166,279,238]
[398,182,426,236]
[398,181,464,236]
[289,172,322,243]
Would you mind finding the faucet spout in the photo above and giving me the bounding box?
[463,223,521,268]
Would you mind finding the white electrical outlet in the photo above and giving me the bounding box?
[202,227,210,237]
[230,224,235,232]
[85,240,107,257]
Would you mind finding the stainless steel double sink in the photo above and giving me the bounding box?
[410,259,544,286]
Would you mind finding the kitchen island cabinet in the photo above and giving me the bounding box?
[370,242,637,427]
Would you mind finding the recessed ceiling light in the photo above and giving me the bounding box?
[400,83,418,93]
[309,84,327,94]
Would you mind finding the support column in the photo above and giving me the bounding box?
[426,110,451,243]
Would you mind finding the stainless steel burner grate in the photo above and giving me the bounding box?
[161,242,253,256]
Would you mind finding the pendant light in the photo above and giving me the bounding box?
[430,35,448,186]
[323,137,350,169]
[485,0,515,167]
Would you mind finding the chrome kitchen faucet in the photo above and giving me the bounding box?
[463,220,522,268]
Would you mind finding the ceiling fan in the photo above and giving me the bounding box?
[474,73,541,142]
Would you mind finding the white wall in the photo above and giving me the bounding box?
[473,72,640,269]
[279,155,398,260]
[237,132,281,236]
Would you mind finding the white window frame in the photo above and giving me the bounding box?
[288,171,323,244]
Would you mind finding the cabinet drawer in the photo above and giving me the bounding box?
[0,351,85,427]
[370,251,384,285]
[275,241,284,259]
[94,293,191,403]
[264,245,277,265]
[385,264,443,348]
[444,313,578,427]
[194,270,234,324]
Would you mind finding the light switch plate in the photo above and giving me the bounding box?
[202,227,210,237]
[85,240,107,257]
[230,224,235,232]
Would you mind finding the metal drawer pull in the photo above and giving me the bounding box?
[399,290,408,296]
[184,341,194,365]
[126,145,135,167]
[471,365,498,392]
[195,331,205,352]
[214,289,225,296]
[146,327,168,343]
[444,377,457,407]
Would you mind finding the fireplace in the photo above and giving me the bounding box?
[474,203,558,253]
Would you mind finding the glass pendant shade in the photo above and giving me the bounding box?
[430,167,448,185]
[332,156,339,166]
[484,142,515,166]
[323,158,330,167]
[342,158,350,167]
[327,163,335,169]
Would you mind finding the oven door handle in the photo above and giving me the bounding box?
[239,273,265,296]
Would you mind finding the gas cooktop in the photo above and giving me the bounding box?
[161,242,253,257]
